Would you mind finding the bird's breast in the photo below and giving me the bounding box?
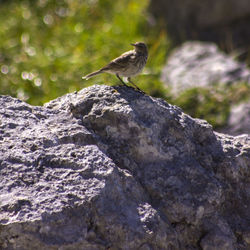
[120,54,147,77]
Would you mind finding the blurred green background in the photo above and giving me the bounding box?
[0,0,249,129]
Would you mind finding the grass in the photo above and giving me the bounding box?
[0,0,169,104]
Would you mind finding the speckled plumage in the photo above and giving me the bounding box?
[82,42,148,92]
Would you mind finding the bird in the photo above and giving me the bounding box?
[82,42,148,92]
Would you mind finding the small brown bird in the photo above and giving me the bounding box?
[82,42,148,92]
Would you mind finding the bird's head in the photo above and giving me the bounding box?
[131,42,147,54]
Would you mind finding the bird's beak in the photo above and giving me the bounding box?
[131,43,136,46]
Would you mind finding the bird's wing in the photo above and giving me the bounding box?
[101,50,135,70]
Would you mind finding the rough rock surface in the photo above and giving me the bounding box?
[161,41,250,95]
[222,101,250,136]
[0,85,249,249]
[149,0,250,49]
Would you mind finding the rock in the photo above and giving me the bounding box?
[200,229,235,250]
[0,85,249,249]
[161,41,250,95]
[149,0,250,49]
[221,101,250,136]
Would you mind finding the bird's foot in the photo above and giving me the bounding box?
[136,88,146,94]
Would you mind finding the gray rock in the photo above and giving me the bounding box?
[149,0,250,48]
[221,101,250,136]
[0,85,249,249]
[161,41,250,95]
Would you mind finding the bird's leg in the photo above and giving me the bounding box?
[116,74,130,88]
[128,77,145,93]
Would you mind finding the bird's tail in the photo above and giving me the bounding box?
[82,69,104,80]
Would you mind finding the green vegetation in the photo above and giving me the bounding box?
[0,0,249,129]
[0,0,169,104]
[173,83,250,128]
